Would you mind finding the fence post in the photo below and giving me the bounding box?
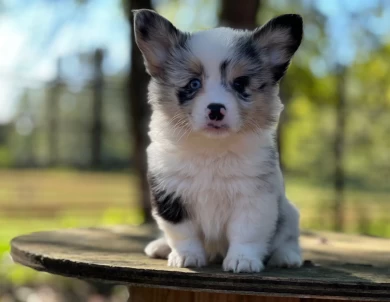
[91,48,104,168]
[334,65,347,231]
[46,57,61,166]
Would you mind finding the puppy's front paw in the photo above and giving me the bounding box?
[168,249,207,268]
[144,237,171,259]
[223,254,264,273]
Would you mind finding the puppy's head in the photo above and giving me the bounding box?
[133,10,303,138]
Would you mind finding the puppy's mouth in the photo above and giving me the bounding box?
[207,123,228,129]
[203,123,230,136]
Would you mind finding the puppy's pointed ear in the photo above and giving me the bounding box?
[133,9,187,77]
[252,14,303,83]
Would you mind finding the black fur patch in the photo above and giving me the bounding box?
[270,14,303,51]
[177,89,197,105]
[272,61,291,83]
[148,174,188,224]
[139,25,150,40]
[275,195,284,236]
[220,59,253,101]
[177,32,191,49]
[220,60,229,87]
[236,35,258,60]
[230,35,266,91]
[134,10,156,40]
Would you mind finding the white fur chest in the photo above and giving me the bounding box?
[147,131,275,244]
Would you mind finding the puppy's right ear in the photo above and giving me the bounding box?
[133,9,187,77]
[252,14,303,83]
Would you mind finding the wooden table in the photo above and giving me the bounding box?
[10,225,390,301]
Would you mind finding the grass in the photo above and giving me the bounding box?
[286,177,390,236]
[0,169,389,285]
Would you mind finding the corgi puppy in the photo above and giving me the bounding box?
[133,9,303,273]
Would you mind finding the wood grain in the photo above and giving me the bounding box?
[10,225,390,301]
[128,286,368,302]
[128,286,301,302]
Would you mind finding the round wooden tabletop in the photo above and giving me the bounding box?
[10,225,390,301]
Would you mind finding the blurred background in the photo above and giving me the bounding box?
[0,0,389,301]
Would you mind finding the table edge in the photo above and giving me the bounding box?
[10,236,390,301]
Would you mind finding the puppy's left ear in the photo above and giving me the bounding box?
[133,9,187,77]
[252,14,303,83]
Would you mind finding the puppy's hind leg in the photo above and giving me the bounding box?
[267,237,302,268]
[267,198,302,268]
[144,237,171,259]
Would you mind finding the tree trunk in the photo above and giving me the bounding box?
[125,0,153,223]
[219,0,261,29]
[91,48,104,169]
[334,65,347,232]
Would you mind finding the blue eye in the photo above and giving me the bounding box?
[187,78,201,91]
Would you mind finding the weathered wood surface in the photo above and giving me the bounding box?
[128,286,369,302]
[10,226,390,301]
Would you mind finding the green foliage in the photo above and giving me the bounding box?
[256,0,390,191]
[343,44,390,187]
[0,146,12,167]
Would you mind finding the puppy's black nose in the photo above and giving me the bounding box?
[207,103,226,121]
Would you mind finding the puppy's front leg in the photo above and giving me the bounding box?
[156,218,207,268]
[223,195,278,273]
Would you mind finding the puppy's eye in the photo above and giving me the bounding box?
[186,78,202,91]
[232,76,249,94]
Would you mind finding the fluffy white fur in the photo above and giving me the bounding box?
[134,10,303,273]
[146,121,301,272]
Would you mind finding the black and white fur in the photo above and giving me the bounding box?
[133,9,304,273]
